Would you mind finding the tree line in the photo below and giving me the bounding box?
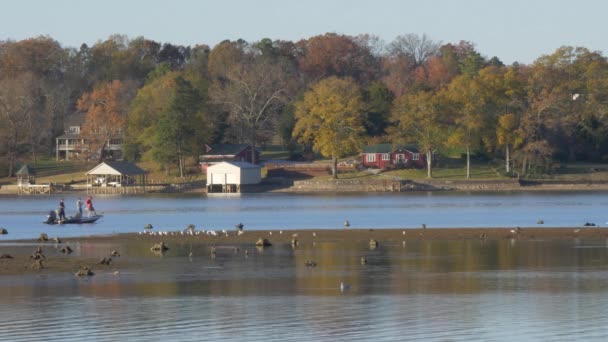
[0,33,607,178]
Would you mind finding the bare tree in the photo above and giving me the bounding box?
[210,58,292,163]
[0,75,39,175]
[388,33,441,66]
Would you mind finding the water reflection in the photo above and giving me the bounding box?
[2,238,608,340]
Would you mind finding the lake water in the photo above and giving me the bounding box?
[0,191,607,240]
[1,238,608,341]
[2,191,608,341]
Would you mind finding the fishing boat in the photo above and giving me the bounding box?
[44,211,102,225]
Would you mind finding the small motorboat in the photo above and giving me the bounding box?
[44,210,102,225]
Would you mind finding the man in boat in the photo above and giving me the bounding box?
[76,197,83,218]
[58,199,66,221]
[45,210,57,224]
[85,196,96,217]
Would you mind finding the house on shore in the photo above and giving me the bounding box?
[361,144,425,169]
[200,144,260,171]
[55,113,123,161]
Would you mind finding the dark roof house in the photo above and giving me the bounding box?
[361,144,426,169]
[201,144,260,165]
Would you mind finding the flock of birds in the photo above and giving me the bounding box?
[138,223,246,238]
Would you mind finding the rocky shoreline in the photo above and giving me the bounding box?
[1,227,607,277]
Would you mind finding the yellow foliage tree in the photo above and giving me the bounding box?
[391,91,445,178]
[293,77,365,178]
[496,113,522,173]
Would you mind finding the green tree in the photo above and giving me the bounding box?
[363,82,394,136]
[124,69,179,161]
[293,77,365,178]
[149,77,208,177]
[391,91,445,178]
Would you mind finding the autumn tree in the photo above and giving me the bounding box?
[293,77,365,178]
[0,75,35,175]
[207,40,245,80]
[298,33,379,84]
[391,91,445,178]
[444,75,486,179]
[0,37,71,159]
[77,80,131,162]
[496,113,521,173]
[381,34,441,97]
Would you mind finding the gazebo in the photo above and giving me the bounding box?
[16,164,36,186]
[86,161,147,194]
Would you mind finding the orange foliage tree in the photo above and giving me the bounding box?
[77,80,127,162]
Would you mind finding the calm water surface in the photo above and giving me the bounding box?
[1,239,608,341]
[2,191,608,341]
[0,191,607,240]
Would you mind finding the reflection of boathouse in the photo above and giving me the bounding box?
[206,161,261,193]
[86,161,147,194]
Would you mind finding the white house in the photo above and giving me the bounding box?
[206,161,261,193]
[55,112,123,161]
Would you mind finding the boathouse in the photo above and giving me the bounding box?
[86,161,147,194]
[206,161,261,193]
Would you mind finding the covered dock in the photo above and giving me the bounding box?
[16,164,52,195]
[86,161,147,194]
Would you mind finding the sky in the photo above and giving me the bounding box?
[0,0,605,65]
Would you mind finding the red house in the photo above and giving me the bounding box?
[200,144,260,171]
[361,144,425,169]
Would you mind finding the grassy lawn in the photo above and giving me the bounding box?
[3,153,608,186]
[0,158,206,186]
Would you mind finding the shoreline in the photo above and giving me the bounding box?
[1,227,607,277]
[2,179,608,195]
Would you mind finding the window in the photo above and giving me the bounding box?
[366,154,376,162]
[412,153,419,161]
[396,154,405,163]
[382,153,390,161]
[69,126,80,134]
